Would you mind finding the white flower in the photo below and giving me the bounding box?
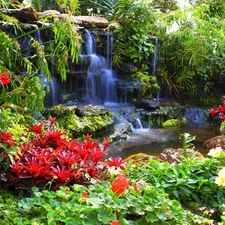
[107,166,123,176]
[207,147,223,158]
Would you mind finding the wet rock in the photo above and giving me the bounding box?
[158,148,204,164]
[109,123,132,141]
[42,104,114,138]
[135,98,160,110]
[0,7,38,22]
[125,153,162,166]
[162,118,186,127]
[38,10,61,18]
[108,22,121,30]
[57,14,109,28]
[203,135,225,150]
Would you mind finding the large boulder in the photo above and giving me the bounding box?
[158,148,204,165]
[135,98,160,110]
[0,7,38,22]
[41,104,115,138]
[57,14,109,28]
[203,135,225,150]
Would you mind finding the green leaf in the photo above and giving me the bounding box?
[145,212,159,223]
[97,210,116,223]
[172,190,179,198]
[82,212,98,225]
[86,198,103,208]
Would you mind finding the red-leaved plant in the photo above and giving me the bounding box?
[209,96,225,121]
[7,117,114,189]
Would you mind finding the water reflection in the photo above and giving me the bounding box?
[106,122,218,159]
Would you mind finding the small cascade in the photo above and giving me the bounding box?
[135,118,143,129]
[85,30,117,105]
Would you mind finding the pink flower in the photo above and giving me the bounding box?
[208,209,216,215]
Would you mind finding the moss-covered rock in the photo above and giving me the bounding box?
[162,118,186,127]
[42,104,114,138]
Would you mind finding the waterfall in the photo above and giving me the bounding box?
[85,30,117,105]
[151,36,160,100]
[35,27,58,107]
[152,37,158,76]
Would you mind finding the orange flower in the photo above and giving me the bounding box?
[110,220,119,225]
[81,192,88,198]
[111,175,130,195]
[133,184,139,193]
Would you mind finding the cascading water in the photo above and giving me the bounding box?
[85,30,117,105]
[152,37,158,76]
[35,27,58,107]
[151,36,160,100]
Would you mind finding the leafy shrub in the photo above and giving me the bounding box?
[16,179,211,225]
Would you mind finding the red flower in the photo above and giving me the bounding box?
[49,116,56,127]
[103,138,110,151]
[105,157,126,170]
[219,103,225,113]
[0,131,15,146]
[111,175,130,195]
[28,122,44,135]
[209,108,218,117]
[110,220,119,225]
[45,130,66,139]
[81,192,88,198]
[0,72,10,85]
[56,150,80,166]
[219,115,225,121]
[85,134,92,141]
[50,166,74,183]
[91,148,106,163]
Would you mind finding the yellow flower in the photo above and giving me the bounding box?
[215,167,225,186]
[207,146,223,158]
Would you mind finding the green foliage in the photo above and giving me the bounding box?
[25,0,80,14]
[52,17,81,81]
[0,190,21,225]
[179,133,196,159]
[190,0,225,17]
[155,2,225,100]
[131,65,160,98]
[1,131,224,224]
[0,6,81,113]
[15,182,208,224]
[126,157,224,221]
[83,0,116,20]
[0,107,31,170]
[1,76,46,116]
[114,0,155,64]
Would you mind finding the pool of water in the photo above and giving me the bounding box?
[106,122,218,159]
